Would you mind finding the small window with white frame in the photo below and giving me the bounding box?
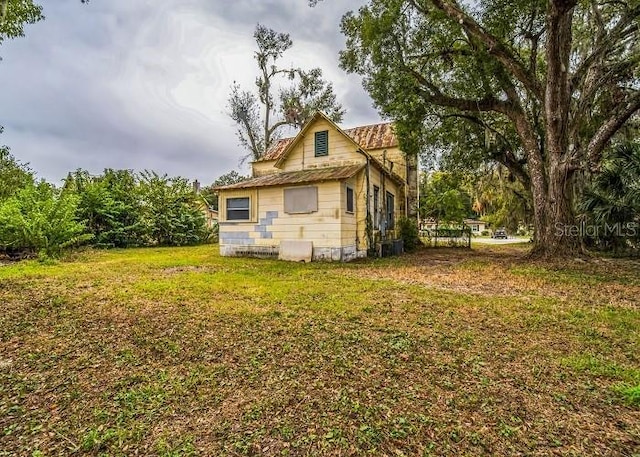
[346,186,354,213]
[226,197,250,220]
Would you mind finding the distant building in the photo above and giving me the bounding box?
[463,219,488,235]
[419,218,488,235]
[193,182,219,229]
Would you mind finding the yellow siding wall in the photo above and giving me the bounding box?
[252,160,278,177]
[368,146,407,181]
[280,119,366,172]
[365,165,405,241]
[218,181,348,249]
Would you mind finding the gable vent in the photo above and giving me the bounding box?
[314,130,329,157]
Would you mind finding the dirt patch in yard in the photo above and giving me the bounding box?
[348,246,640,309]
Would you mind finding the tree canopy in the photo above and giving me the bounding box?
[0,0,43,46]
[229,24,345,161]
[0,139,33,202]
[339,0,640,257]
[419,171,471,225]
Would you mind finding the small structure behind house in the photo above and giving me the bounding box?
[193,180,219,229]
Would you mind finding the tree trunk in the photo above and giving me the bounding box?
[529,160,583,258]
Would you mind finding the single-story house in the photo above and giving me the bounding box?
[419,218,488,234]
[215,111,418,261]
[463,219,488,234]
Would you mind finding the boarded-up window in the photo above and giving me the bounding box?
[226,197,250,220]
[315,130,329,156]
[346,186,354,213]
[284,186,318,214]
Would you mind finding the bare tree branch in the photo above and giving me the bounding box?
[407,67,515,116]
[409,0,544,99]
[587,91,640,170]
[570,4,640,92]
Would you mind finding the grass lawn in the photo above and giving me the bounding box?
[0,244,638,456]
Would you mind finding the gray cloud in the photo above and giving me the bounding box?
[0,0,377,186]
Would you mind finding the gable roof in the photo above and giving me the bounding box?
[261,137,294,161]
[215,164,365,190]
[257,116,397,163]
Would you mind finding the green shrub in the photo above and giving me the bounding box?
[210,221,219,244]
[580,142,640,254]
[398,217,421,252]
[69,169,149,248]
[139,171,209,246]
[0,182,92,257]
[66,169,210,249]
[0,146,34,202]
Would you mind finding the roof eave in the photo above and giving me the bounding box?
[215,164,365,191]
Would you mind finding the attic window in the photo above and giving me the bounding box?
[315,130,329,157]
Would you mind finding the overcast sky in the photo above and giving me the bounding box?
[0,0,379,186]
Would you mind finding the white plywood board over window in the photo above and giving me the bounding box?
[284,186,318,214]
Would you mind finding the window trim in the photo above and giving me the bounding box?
[386,191,395,229]
[314,130,329,157]
[373,185,380,229]
[226,196,251,221]
[346,185,355,214]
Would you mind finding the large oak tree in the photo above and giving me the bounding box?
[335,0,639,257]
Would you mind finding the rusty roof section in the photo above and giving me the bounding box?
[257,122,397,162]
[343,122,397,150]
[261,137,294,161]
[215,164,365,190]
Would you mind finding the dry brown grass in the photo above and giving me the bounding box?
[0,245,638,456]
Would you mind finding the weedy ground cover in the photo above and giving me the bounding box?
[1,245,638,456]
